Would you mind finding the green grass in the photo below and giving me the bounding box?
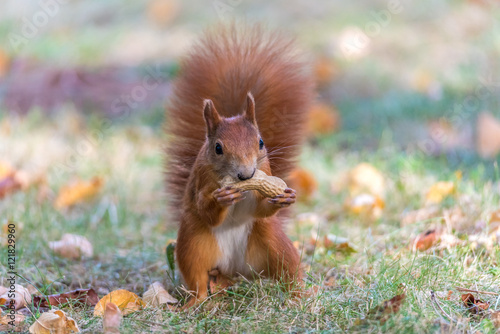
[1,107,499,333]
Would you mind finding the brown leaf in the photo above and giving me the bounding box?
[49,234,93,259]
[32,288,98,308]
[491,311,500,329]
[461,293,489,314]
[0,173,22,199]
[414,229,440,251]
[103,302,122,334]
[143,282,178,307]
[367,293,406,323]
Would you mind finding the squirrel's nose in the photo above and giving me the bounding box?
[237,169,255,181]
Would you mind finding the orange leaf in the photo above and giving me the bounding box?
[54,176,104,209]
[307,103,340,136]
[476,112,500,158]
[367,293,406,323]
[288,168,318,200]
[414,229,440,251]
[461,293,489,314]
[94,290,145,317]
[314,56,337,85]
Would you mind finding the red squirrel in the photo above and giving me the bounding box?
[165,24,314,307]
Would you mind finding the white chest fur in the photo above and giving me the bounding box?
[212,192,257,277]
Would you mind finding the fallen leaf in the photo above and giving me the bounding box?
[288,168,318,200]
[348,163,385,198]
[0,285,32,310]
[461,293,489,314]
[307,103,341,136]
[323,234,357,254]
[103,302,122,334]
[0,49,10,78]
[425,181,455,204]
[49,234,93,259]
[314,56,337,85]
[94,290,145,317]
[143,282,177,307]
[413,229,440,251]
[0,173,22,199]
[32,288,98,308]
[29,309,79,334]
[367,293,406,324]
[147,0,180,26]
[489,209,500,236]
[491,310,500,329]
[476,112,500,158]
[0,161,13,179]
[0,311,25,331]
[345,193,385,220]
[54,176,104,209]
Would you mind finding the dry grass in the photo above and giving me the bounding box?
[1,110,499,333]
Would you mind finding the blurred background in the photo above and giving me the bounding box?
[0,0,500,328]
[1,0,499,160]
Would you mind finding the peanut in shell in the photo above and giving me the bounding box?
[220,169,287,198]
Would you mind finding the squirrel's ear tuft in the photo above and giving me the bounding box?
[203,99,221,136]
[244,92,257,126]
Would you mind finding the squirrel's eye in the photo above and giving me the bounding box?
[259,138,264,150]
[215,143,223,155]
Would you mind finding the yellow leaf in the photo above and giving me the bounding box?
[29,309,79,334]
[49,234,93,259]
[425,181,455,204]
[55,177,104,209]
[0,161,13,179]
[143,282,178,307]
[94,290,145,317]
[348,163,385,197]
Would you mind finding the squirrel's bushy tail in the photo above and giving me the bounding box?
[165,23,314,220]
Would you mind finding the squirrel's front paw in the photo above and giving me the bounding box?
[268,188,296,207]
[213,186,246,207]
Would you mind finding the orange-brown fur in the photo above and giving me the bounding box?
[165,23,314,306]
